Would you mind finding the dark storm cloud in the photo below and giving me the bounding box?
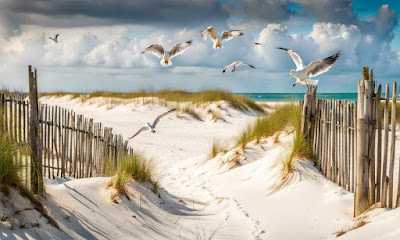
[291,0,358,24]
[222,0,290,22]
[0,0,226,28]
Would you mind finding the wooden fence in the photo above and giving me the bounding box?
[0,67,133,193]
[302,67,399,216]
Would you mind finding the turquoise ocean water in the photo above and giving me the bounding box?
[236,93,358,102]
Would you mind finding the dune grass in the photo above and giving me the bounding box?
[0,126,60,229]
[42,90,264,112]
[335,216,368,237]
[209,140,227,159]
[106,152,157,202]
[236,103,312,177]
[39,92,81,99]
[280,105,312,178]
[180,105,202,120]
[0,131,23,186]
[236,104,300,148]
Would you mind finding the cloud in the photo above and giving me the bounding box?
[0,1,399,93]
[0,0,226,30]
[291,0,357,24]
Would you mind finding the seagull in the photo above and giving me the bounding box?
[200,26,243,49]
[277,47,341,88]
[141,40,192,66]
[254,42,263,45]
[223,61,255,73]
[128,109,176,139]
[49,34,60,44]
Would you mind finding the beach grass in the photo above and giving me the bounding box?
[235,103,312,177]
[236,103,299,148]
[0,126,60,229]
[107,152,157,202]
[41,90,264,112]
[0,131,23,186]
[209,140,227,159]
[39,91,81,99]
[281,104,312,177]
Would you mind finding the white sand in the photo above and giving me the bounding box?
[1,95,400,239]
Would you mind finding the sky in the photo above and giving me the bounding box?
[0,0,399,93]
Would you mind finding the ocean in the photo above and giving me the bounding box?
[236,93,358,102]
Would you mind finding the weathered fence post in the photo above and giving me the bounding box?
[29,66,43,194]
[355,67,374,217]
[301,86,317,140]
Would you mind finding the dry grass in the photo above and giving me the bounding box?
[39,92,81,99]
[209,140,227,159]
[335,216,368,237]
[180,105,202,120]
[208,109,224,122]
[106,153,157,202]
[42,90,264,112]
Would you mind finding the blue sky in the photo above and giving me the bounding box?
[0,0,399,93]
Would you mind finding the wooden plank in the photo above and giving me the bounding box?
[355,117,368,216]
[382,176,389,208]
[339,101,343,186]
[388,82,397,208]
[51,106,55,178]
[344,101,349,191]
[376,85,382,202]
[331,100,337,183]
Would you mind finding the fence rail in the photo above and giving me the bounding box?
[302,67,399,216]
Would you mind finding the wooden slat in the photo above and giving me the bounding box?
[388,82,397,208]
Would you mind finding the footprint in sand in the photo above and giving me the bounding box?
[231,198,267,239]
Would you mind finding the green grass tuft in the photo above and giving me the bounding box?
[280,104,312,178]
[107,152,156,202]
[209,140,227,159]
[0,130,23,186]
[236,104,299,148]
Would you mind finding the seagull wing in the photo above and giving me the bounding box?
[239,62,256,69]
[303,51,341,78]
[276,47,304,70]
[141,44,165,58]
[201,26,219,42]
[169,40,193,59]
[223,63,234,73]
[55,34,59,40]
[152,109,176,128]
[128,126,149,139]
[221,30,243,41]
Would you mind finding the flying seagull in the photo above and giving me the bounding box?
[49,34,60,44]
[277,47,341,88]
[128,109,176,139]
[200,26,243,49]
[223,61,255,73]
[141,40,192,66]
[254,42,263,45]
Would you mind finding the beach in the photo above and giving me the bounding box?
[0,94,393,239]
